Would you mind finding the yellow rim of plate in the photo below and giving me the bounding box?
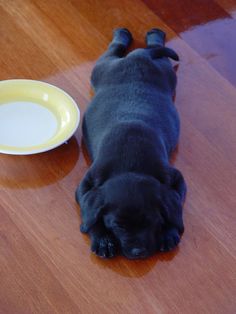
[0,79,80,155]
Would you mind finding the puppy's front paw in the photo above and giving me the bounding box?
[91,234,118,258]
[159,227,180,252]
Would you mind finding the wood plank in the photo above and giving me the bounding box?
[0,7,55,80]
[215,0,236,17]
[143,0,229,33]
[0,0,235,313]
[0,205,79,313]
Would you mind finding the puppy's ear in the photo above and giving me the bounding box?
[154,47,179,61]
[76,171,105,233]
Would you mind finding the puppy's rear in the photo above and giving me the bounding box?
[76,28,186,259]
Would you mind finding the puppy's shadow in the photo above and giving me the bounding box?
[89,247,179,278]
[0,136,80,189]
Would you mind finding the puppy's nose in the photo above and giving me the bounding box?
[131,247,147,257]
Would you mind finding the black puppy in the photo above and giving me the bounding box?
[76,28,187,259]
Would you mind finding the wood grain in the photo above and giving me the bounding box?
[0,0,236,313]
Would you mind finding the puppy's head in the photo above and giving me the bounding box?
[103,173,184,258]
[78,171,184,259]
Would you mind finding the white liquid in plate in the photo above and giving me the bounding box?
[0,101,58,147]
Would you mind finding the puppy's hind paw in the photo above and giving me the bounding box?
[91,234,118,258]
[113,28,133,46]
[159,227,180,252]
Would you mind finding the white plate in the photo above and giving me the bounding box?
[0,79,80,155]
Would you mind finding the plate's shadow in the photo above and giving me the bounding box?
[0,136,80,189]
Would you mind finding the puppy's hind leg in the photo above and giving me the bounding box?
[99,28,133,61]
[146,28,166,48]
[146,28,179,61]
[91,28,133,89]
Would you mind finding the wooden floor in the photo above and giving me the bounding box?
[0,1,236,313]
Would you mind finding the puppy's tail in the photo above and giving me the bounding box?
[152,47,179,61]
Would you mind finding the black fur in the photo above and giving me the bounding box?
[76,28,187,259]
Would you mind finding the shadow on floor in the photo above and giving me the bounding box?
[0,136,80,189]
